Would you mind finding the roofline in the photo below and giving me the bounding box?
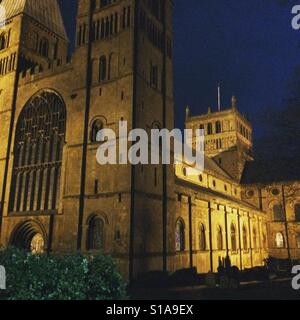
[186,107,252,128]
[176,177,265,213]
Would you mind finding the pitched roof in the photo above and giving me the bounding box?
[0,0,68,40]
[204,155,232,180]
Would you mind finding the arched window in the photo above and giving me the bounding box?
[217,226,223,250]
[90,119,104,142]
[242,225,248,250]
[253,227,257,249]
[87,216,105,250]
[273,204,284,222]
[295,204,300,222]
[216,121,222,134]
[199,224,206,251]
[275,232,284,248]
[296,233,300,249]
[99,55,107,82]
[9,91,66,213]
[38,38,49,57]
[175,219,185,252]
[231,223,237,251]
[207,123,213,135]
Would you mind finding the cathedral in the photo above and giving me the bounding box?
[0,0,299,281]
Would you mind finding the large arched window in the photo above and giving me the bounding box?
[275,232,284,248]
[87,216,105,250]
[9,91,66,214]
[90,119,104,143]
[242,225,248,250]
[295,204,300,222]
[175,219,185,252]
[231,223,237,251]
[273,204,284,221]
[217,226,223,250]
[199,224,206,251]
[99,55,107,82]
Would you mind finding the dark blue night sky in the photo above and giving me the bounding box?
[58,0,300,143]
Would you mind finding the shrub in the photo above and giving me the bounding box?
[0,247,126,300]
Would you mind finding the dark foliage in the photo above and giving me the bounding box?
[0,247,126,300]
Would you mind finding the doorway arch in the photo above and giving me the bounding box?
[9,221,47,254]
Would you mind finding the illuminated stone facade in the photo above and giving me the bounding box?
[0,0,297,280]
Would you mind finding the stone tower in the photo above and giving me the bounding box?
[186,96,253,181]
[0,0,69,239]
[73,0,175,279]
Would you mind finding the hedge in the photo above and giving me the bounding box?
[0,247,126,300]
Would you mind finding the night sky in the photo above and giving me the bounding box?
[58,0,300,146]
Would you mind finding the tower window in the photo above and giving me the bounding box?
[105,17,109,37]
[127,6,131,27]
[207,123,213,135]
[150,64,158,89]
[90,119,104,143]
[38,38,49,57]
[0,32,8,50]
[216,121,222,134]
[87,216,105,250]
[94,179,99,194]
[99,55,107,82]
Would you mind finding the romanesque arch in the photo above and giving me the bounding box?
[9,220,47,254]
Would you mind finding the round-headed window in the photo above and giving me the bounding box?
[272,188,280,196]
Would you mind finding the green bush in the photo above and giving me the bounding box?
[0,247,126,300]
